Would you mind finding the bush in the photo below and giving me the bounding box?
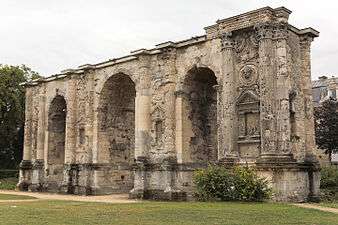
[193,166,271,202]
[320,166,338,202]
[0,177,18,190]
[320,166,338,190]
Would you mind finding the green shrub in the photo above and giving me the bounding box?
[320,166,338,202]
[320,166,338,190]
[0,178,18,190]
[193,166,235,201]
[193,165,271,202]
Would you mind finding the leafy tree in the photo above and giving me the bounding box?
[0,64,40,169]
[314,98,338,162]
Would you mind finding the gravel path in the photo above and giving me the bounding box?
[293,203,338,214]
[0,190,139,204]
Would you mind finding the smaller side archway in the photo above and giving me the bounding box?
[181,66,218,163]
[47,95,67,184]
[96,73,136,193]
[97,73,136,164]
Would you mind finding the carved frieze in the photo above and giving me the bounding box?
[220,32,235,50]
[234,31,259,64]
[255,21,289,41]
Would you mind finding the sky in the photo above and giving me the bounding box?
[1,0,337,79]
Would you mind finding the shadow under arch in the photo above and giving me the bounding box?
[182,66,218,163]
[46,95,67,188]
[96,72,136,193]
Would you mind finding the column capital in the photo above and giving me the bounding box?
[255,22,275,41]
[220,32,235,50]
[274,22,288,40]
[255,22,289,41]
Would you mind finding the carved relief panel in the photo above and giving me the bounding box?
[150,105,165,150]
[236,91,260,160]
[233,30,261,161]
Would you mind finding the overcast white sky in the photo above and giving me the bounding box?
[1,0,337,79]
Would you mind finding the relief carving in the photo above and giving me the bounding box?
[150,106,165,149]
[234,31,259,64]
[239,65,258,87]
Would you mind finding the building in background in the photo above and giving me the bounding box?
[312,76,338,163]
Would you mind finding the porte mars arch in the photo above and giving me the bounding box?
[19,7,320,202]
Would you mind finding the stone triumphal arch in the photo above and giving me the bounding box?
[19,7,320,201]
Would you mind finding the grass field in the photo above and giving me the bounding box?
[0,193,36,200]
[0,200,337,225]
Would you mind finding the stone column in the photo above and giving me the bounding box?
[130,64,151,198]
[175,90,185,163]
[219,32,238,162]
[76,69,95,195]
[18,87,34,190]
[31,84,47,191]
[274,22,293,159]
[134,87,151,158]
[213,84,223,162]
[61,76,78,193]
[300,35,317,162]
[162,49,180,197]
[91,72,100,192]
[164,83,176,157]
[256,22,278,159]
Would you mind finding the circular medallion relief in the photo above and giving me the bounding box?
[239,65,257,86]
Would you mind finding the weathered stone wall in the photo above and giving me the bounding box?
[19,6,321,202]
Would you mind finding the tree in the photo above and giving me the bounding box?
[314,98,338,162]
[0,64,40,169]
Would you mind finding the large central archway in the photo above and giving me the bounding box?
[97,73,136,192]
[182,67,218,163]
[47,95,67,187]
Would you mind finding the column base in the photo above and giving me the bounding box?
[17,160,33,191]
[129,188,145,199]
[60,164,79,194]
[29,159,45,192]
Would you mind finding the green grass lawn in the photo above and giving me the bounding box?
[0,178,18,190]
[0,201,337,225]
[0,194,36,200]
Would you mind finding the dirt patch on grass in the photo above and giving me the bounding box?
[0,190,139,204]
[293,203,338,214]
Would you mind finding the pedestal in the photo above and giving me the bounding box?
[29,159,45,192]
[17,160,33,191]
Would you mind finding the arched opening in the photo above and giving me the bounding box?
[47,95,67,184]
[97,73,136,192]
[182,67,218,163]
